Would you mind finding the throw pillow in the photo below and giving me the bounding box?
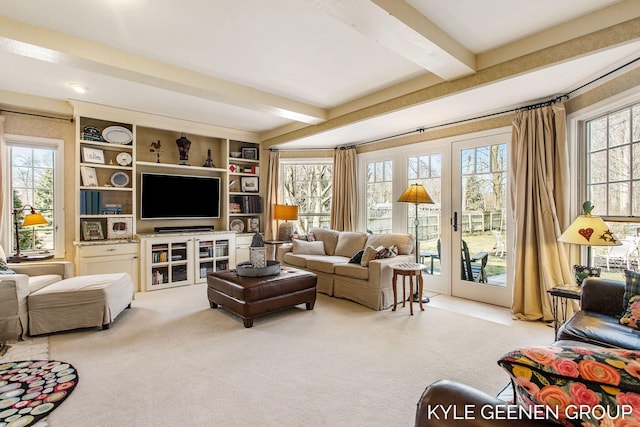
[291,239,325,255]
[291,232,315,242]
[349,249,365,264]
[374,245,398,259]
[360,245,380,267]
[624,270,640,312]
[620,294,640,330]
[0,258,15,274]
[334,232,368,257]
[498,345,640,426]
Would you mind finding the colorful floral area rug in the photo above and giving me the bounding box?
[0,360,78,426]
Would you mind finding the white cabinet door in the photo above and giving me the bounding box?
[75,242,140,291]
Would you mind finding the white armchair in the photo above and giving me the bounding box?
[0,245,73,341]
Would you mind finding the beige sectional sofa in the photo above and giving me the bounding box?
[280,228,415,310]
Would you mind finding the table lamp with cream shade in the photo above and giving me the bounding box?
[397,183,434,303]
[8,205,50,262]
[558,201,621,285]
[274,204,299,241]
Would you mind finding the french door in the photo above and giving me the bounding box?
[362,129,512,307]
[450,133,511,307]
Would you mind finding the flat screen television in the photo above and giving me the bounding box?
[140,173,221,219]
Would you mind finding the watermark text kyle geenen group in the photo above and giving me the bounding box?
[424,404,634,421]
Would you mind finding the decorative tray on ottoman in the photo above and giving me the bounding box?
[235,261,281,277]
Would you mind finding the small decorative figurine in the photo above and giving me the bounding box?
[149,140,162,163]
[203,149,215,168]
[176,133,191,165]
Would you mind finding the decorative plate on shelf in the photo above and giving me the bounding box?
[110,171,130,187]
[116,152,132,166]
[102,126,133,144]
[230,219,245,233]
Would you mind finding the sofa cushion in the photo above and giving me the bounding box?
[374,245,398,259]
[291,232,315,241]
[292,239,325,255]
[306,257,350,274]
[0,257,15,274]
[334,263,369,280]
[334,232,368,257]
[624,270,640,312]
[558,310,640,350]
[620,294,640,330]
[309,228,340,256]
[360,245,379,267]
[282,252,308,268]
[28,274,63,293]
[365,233,414,255]
[349,249,365,264]
[498,345,640,426]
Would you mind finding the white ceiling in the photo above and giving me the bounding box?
[0,0,638,149]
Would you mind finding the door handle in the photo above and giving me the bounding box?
[452,212,458,232]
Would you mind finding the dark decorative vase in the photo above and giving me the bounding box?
[203,149,215,168]
[176,133,191,165]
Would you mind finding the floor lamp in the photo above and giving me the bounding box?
[398,183,434,303]
[558,201,621,284]
[8,205,49,263]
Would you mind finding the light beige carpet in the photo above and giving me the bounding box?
[48,283,551,427]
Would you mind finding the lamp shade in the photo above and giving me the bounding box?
[22,212,48,227]
[397,184,434,204]
[274,204,298,221]
[558,214,621,247]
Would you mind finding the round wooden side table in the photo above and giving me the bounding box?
[391,262,426,315]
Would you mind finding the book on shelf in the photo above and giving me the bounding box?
[229,195,262,213]
[80,190,103,215]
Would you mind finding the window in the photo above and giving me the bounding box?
[365,160,392,234]
[280,160,332,233]
[3,135,64,258]
[584,102,640,278]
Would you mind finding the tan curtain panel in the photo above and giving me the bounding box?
[265,150,280,240]
[510,103,573,321]
[330,147,357,231]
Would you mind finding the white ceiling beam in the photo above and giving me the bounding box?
[0,16,327,125]
[307,0,476,80]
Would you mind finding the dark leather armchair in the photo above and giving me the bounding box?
[557,277,640,350]
[416,277,639,426]
[415,380,554,426]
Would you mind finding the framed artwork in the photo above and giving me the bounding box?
[247,217,260,232]
[107,217,133,240]
[80,166,99,187]
[241,147,258,160]
[241,176,259,193]
[81,146,106,164]
[81,220,104,241]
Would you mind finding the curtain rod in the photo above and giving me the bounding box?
[0,109,74,123]
[332,55,640,150]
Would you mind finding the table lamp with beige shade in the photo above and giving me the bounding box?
[274,204,299,241]
[558,201,621,285]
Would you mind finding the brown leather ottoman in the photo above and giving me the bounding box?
[207,267,317,328]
